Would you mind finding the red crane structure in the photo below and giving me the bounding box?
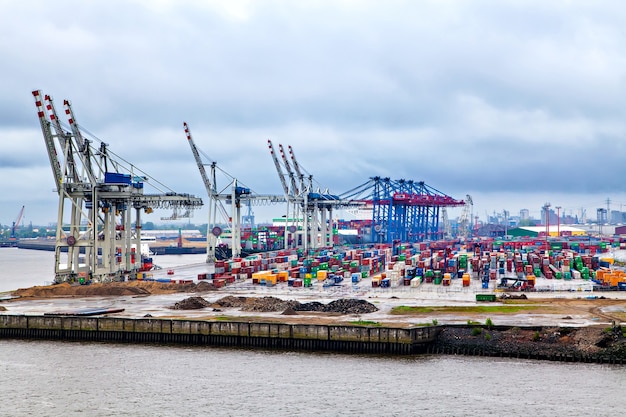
[9,205,25,242]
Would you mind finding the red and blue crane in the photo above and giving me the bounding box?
[340,177,464,244]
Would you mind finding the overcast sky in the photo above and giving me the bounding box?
[2,0,626,227]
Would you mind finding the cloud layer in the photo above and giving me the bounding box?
[2,0,626,225]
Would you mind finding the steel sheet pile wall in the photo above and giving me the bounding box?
[0,315,438,354]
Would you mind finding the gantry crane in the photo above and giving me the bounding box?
[267,141,363,251]
[185,128,285,260]
[184,122,221,262]
[33,90,203,283]
[457,194,473,240]
[340,177,464,243]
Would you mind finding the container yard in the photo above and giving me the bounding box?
[125,236,626,296]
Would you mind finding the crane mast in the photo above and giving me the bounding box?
[184,122,220,262]
[33,91,63,192]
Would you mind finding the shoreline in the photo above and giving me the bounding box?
[0,313,624,364]
[2,276,626,363]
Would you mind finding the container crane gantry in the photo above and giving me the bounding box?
[185,127,286,260]
[267,141,364,251]
[33,90,203,283]
[339,177,464,244]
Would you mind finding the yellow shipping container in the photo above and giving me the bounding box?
[252,271,271,280]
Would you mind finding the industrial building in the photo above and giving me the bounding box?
[506,226,587,238]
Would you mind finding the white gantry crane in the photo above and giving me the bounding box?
[185,126,285,260]
[267,141,362,252]
[33,90,203,283]
[184,122,221,262]
[457,194,473,240]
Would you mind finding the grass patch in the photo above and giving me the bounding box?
[350,320,382,327]
[390,305,542,315]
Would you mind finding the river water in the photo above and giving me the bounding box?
[1,249,625,416]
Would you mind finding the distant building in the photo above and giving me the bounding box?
[519,209,530,221]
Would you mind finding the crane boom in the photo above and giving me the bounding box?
[63,99,97,184]
[10,206,25,241]
[278,144,299,196]
[184,122,214,196]
[32,90,63,192]
[288,145,312,192]
[268,140,290,196]
[44,94,81,185]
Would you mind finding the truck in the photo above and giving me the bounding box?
[497,277,531,291]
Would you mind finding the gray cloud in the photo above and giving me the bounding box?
[2,0,626,225]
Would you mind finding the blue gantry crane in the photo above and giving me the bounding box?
[340,177,465,244]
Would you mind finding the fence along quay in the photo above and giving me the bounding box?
[0,315,439,354]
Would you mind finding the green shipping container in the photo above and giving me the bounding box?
[476,294,496,302]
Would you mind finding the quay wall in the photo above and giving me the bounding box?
[0,315,438,355]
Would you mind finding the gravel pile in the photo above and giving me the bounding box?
[213,296,248,308]
[171,296,212,310]
[240,296,300,312]
[293,301,325,312]
[323,299,379,314]
[209,296,378,314]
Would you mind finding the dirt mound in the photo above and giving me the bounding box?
[241,296,300,312]
[294,301,325,312]
[211,296,378,315]
[323,299,378,314]
[281,307,298,315]
[195,281,217,292]
[214,296,248,308]
[171,296,212,310]
[12,281,197,298]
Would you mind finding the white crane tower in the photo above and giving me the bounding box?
[33,90,203,283]
[457,194,473,239]
[185,125,286,261]
[267,140,364,252]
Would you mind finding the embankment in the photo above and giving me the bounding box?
[0,315,437,355]
[2,315,625,363]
